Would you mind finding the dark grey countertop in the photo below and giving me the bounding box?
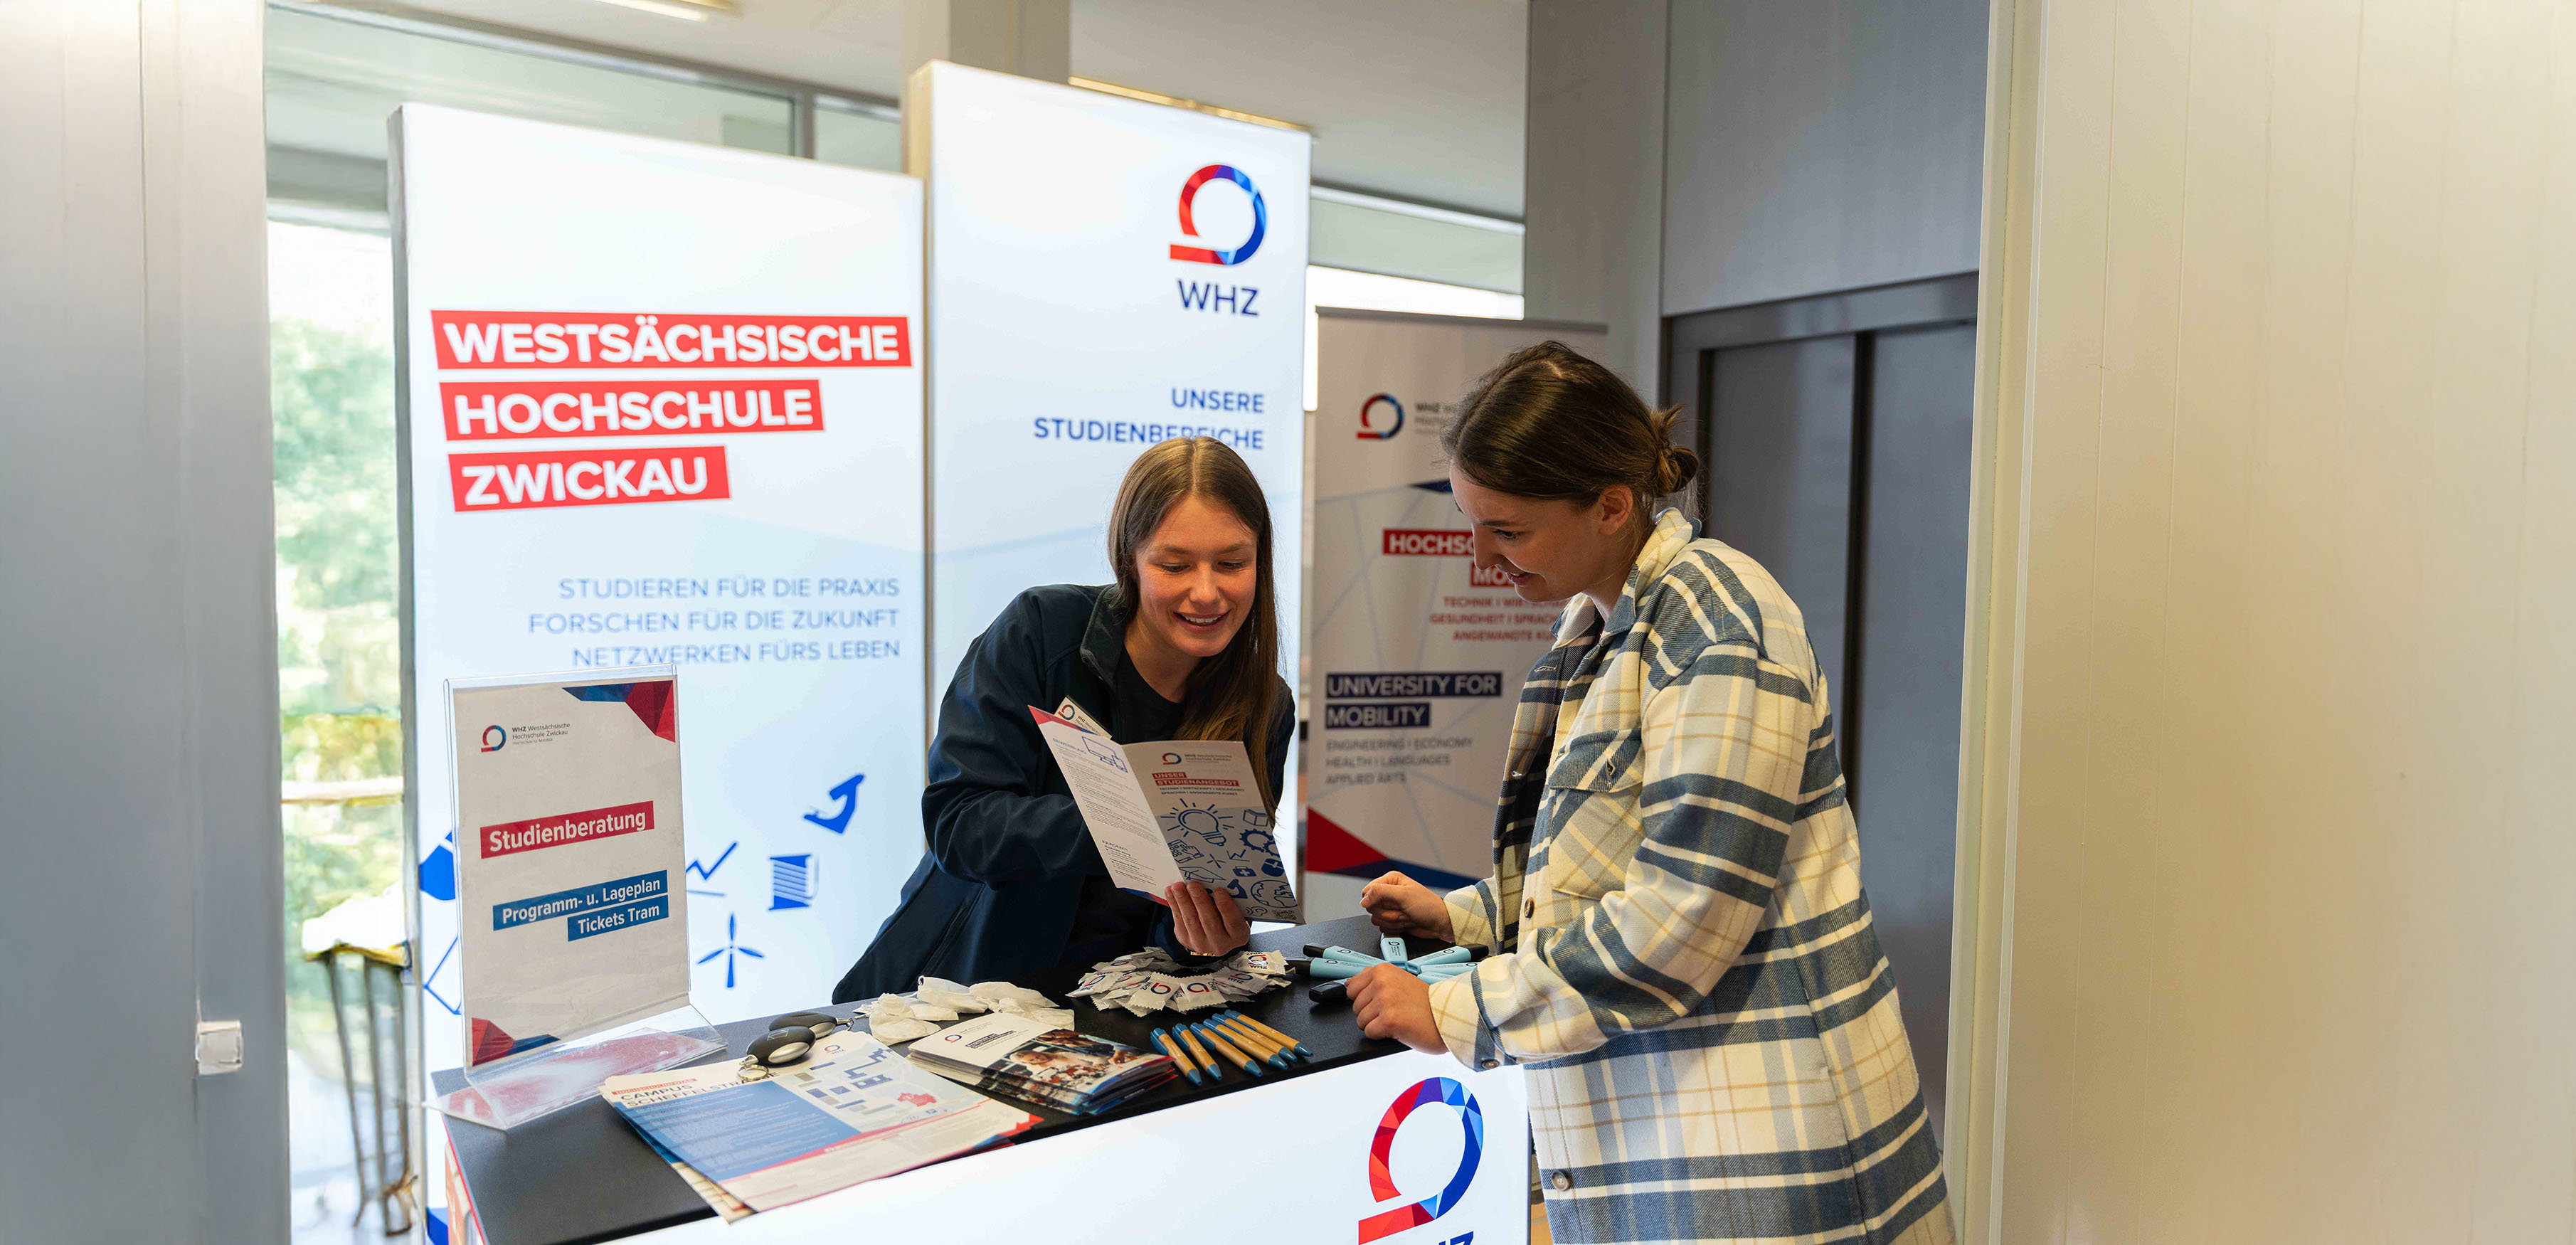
[437,914,1435,1245]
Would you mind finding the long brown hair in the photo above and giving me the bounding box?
[1441,340,1698,534]
[1106,438,1281,807]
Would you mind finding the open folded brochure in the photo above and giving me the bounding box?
[1029,706,1297,921]
[599,1030,1037,1214]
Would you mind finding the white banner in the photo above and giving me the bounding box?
[449,671,689,1063]
[911,63,1309,849]
[393,105,928,1071]
[1305,312,1607,889]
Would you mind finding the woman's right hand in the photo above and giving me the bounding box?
[1359,871,1453,943]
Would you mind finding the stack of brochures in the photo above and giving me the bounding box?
[600,1029,1037,1215]
[906,1012,1178,1115]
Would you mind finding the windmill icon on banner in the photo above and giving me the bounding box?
[697,913,763,988]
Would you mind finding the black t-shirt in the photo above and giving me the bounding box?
[1055,648,1195,970]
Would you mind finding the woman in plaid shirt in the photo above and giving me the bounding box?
[1350,343,1951,1244]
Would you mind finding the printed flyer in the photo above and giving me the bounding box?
[450,670,691,1064]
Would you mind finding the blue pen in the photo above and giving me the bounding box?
[1303,958,1368,980]
[1411,945,1474,968]
[1221,1011,1314,1059]
[1417,963,1470,982]
[1380,935,1410,964]
[1209,1014,1295,1068]
[1148,1027,1202,1084]
[1190,1023,1264,1077]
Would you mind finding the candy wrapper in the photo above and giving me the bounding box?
[862,980,1074,1044]
[1070,947,1293,1015]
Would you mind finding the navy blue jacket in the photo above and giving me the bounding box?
[832,583,1294,1002]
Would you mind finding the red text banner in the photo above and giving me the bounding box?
[449,447,733,513]
[440,379,824,441]
[1152,772,1241,788]
[432,311,911,370]
[1382,529,1475,557]
[480,799,655,858]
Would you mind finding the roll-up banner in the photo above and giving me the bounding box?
[911,63,1310,872]
[1305,310,1608,891]
[392,105,928,1078]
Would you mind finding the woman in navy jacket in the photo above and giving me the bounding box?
[833,438,1295,1002]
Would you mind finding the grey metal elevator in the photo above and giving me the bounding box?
[1663,273,1977,1133]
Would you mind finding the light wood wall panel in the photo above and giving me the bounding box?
[1956,0,2576,1238]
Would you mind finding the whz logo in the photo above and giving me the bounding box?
[1172,163,1264,317]
[479,725,507,753]
[1359,1077,1486,1244]
[1357,393,1404,440]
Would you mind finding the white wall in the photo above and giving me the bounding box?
[1660,0,1987,314]
[0,1,284,1240]
[1521,0,1666,392]
[1525,0,1990,388]
[1952,0,2576,1239]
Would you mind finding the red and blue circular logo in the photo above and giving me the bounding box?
[1357,393,1405,440]
[1169,164,1267,265]
[1359,1077,1485,1243]
[479,724,507,753]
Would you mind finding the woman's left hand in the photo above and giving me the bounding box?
[1165,881,1250,957]
[1350,964,1443,1054]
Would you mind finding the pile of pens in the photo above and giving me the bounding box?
[1146,1011,1315,1084]
[1296,936,1481,1006]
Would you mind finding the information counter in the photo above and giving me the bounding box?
[437,916,1529,1245]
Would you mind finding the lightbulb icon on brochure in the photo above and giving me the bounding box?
[1161,798,1241,854]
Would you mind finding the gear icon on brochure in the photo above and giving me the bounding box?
[1238,828,1275,855]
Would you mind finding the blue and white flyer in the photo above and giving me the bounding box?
[600,1029,1037,1213]
[450,669,691,1066]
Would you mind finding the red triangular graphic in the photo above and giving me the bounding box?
[1305,807,1393,875]
[470,1018,518,1066]
[624,680,677,741]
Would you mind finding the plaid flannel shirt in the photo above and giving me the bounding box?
[1425,510,1952,1244]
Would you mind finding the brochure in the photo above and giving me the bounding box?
[907,1012,1178,1116]
[1029,707,1297,921]
[600,1029,1037,1214]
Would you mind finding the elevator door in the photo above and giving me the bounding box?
[1672,275,1975,1135]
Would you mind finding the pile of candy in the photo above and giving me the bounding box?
[857,978,1074,1044]
[1069,948,1293,1016]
